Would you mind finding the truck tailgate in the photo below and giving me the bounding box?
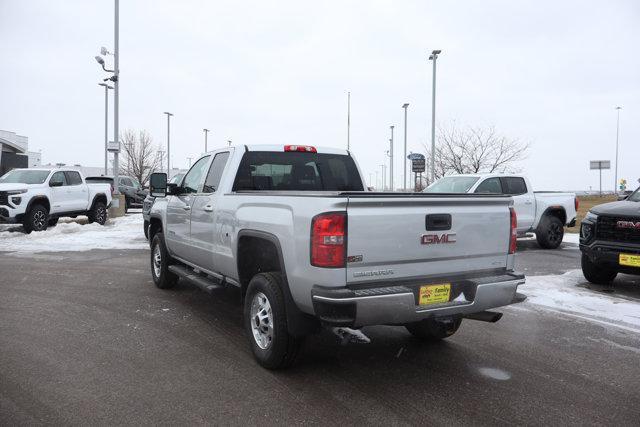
[345,194,512,284]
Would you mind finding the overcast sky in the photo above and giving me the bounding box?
[1,0,638,191]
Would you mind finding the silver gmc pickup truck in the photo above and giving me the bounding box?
[147,144,526,369]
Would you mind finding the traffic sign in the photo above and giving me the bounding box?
[407,153,425,160]
[412,158,425,173]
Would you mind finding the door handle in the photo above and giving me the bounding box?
[203,205,213,212]
[525,200,533,205]
[183,206,191,211]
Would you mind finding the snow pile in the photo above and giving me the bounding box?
[524,270,640,329]
[0,214,148,254]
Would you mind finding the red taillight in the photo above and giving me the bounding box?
[575,197,579,212]
[509,207,518,254]
[284,145,317,153]
[311,212,346,268]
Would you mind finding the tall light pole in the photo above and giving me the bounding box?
[389,126,394,191]
[98,83,113,174]
[158,150,165,173]
[429,49,441,184]
[164,112,173,174]
[203,128,210,152]
[380,164,386,191]
[374,170,379,191]
[402,103,409,190]
[113,0,120,194]
[347,91,351,151]
[614,106,622,193]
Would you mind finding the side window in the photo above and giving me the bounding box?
[64,171,82,185]
[203,152,230,193]
[474,177,503,194]
[123,178,133,187]
[50,171,67,186]
[181,156,211,193]
[502,177,527,195]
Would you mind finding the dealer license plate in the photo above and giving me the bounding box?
[619,253,640,267]
[418,283,451,305]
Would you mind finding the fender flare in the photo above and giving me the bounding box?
[89,193,108,211]
[237,229,319,336]
[25,195,50,214]
[537,206,567,230]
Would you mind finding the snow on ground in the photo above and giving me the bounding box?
[562,232,580,245]
[524,270,640,330]
[0,213,148,254]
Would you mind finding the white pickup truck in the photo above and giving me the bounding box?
[146,145,526,369]
[0,168,112,233]
[425,174,578,249]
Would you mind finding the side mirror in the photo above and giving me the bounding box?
[149,173,167,197]
[50,181,63,187]
[167,183,179,195]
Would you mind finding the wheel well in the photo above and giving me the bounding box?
[237,236,282,295]
[28,197,50,213]
[91,194,107,210]
[543,208,566,225]
[148,218,163,242]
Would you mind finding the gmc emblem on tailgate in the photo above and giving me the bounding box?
[616,221,640,230]
[421,233,457,244]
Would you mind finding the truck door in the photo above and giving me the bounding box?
[48,171,71,213]
[189,151,230,272]
[165,155,210,258]
[501,176,534,233]
[64,171,87,211]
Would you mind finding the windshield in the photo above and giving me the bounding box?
[424,176,479,193]
[0,169,50,184]
[170,173,185,184]
[628,188,640,202]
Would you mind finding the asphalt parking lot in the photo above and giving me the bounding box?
[1,237,639,425]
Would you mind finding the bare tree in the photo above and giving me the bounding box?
[423,122,529,182]
[120,129,162,186]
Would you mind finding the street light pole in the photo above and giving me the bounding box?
[113,0,120,194]
[389,126,394,191]
[614,106,622,193]
[203,128,209,153]
[402,103,409,190]
[380,164,385,191]
[428,49,441,184]
[98,83,113,175]
[164,112,173,174]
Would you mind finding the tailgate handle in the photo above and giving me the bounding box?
[426,214,451,231]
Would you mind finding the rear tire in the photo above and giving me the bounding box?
[244,272,304,369]
[125,197,130,213]
[23,204,49,233]
[150,233,178,289]
[405,317,462,341]
[581,253,617,285]
[88,201,108,225]
[536,215,564,249]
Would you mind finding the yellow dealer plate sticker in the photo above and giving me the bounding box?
[419,284,451,305]
[619,253,640,267]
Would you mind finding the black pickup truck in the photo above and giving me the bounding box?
[580,189,640,284]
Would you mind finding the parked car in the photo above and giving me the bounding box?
[0,168,112,232]
[146,145,526,369]
[142,172,185,239]
[85,175,147,212]
[424,174,578,249]
[580,188,640,284]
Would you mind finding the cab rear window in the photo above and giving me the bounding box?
[233,151,364,191]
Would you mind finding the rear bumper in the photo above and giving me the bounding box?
[311,272,526,327]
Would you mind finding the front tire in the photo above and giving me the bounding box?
[244,272,304,369]
[88,201,108,225]
[405,317,462,341]
[536,215,564,249]
[150,233,178,289]
[581,253,617,285]
[23,204,49,233]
